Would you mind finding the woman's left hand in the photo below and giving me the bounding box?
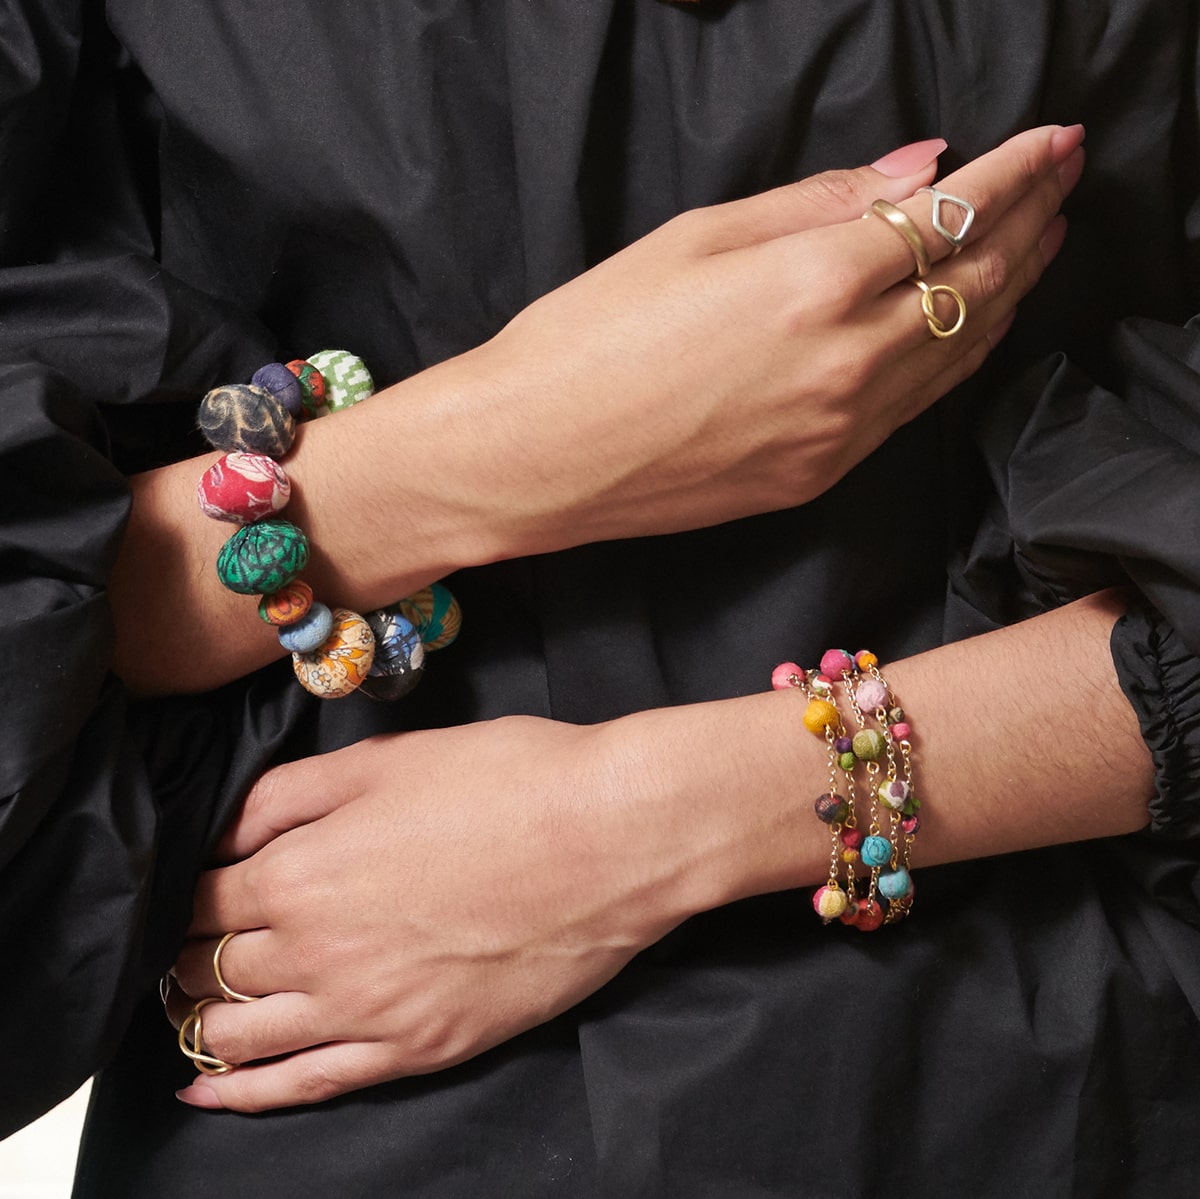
[167,716,704,1113]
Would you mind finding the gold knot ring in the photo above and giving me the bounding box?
[213,930,258,1004]
[864,199,932,278]
[910,279,967,339]
[179,997,234,1075]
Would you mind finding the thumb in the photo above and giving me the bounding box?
[700,136,947,251]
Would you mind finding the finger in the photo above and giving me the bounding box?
[777,124,1083,307]
[173,928,274,1000]
[217,737,385,862]
[176,1040,393,1113]
[188,859,272,938]
[690,137,946,252]
[182,991,326,1068]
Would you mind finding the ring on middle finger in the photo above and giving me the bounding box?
[864,199,932,278]
[916,186,976,251]
[213,930,258,1004]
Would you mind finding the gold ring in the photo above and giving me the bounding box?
[179,997,234,1075]
[213,931,258,1003]
[910,279,966,338]
[864,199,931,278]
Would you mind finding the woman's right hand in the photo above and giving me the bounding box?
[444,124,1081,549]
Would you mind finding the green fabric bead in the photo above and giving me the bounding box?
[838,751,858,772]
[216,519,310,595]
[851,728,886,761]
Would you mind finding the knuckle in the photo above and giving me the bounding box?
[970,248,1011,300]
[798,169,869,216]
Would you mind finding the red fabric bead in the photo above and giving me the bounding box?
[853,899,886,932]
[196,452,291,524]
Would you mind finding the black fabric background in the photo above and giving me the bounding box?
[2,1,1200,1195]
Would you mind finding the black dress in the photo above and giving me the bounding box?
[3,2,1200,1195]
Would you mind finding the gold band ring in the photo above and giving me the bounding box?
[213,931,258,1003]
[179,997,234,1075]
[864,199,931,278]
[910,279,967,339]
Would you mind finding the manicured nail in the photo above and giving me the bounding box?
[1039,214,1068,265]
[870,137,948,178]
[1056,146,1085,196]
[176,1084,224,1110]
[986,309,1017,348]
[1049,123,1085,163]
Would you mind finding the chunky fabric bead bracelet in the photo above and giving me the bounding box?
[196,351,460,700]
[772,649,919,930]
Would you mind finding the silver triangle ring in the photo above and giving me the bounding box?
[916,187,976,250]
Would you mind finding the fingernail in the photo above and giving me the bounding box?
[1056,146,1085,196]
[870,137,948,178]
[1049,123,1085,163]
[986,309,1017,348]
[1039,214,1068,264]
[176,1084,224,1110]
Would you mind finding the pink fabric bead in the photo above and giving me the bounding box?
[890,721,912,740]
[819,648,853,678]
[771,661,803,691]
[197,452,291,524]
[855,677,888,712]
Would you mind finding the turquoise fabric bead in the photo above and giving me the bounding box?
[878,867,912,901]
[216,519,309,595]
[279,603,334,653]
[861,835,892,867]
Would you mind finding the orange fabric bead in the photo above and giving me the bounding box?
[802,699,839,735]
[259,580,315,626]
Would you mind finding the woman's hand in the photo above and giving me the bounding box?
[167,715,731,1112]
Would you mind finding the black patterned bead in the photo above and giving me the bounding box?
[198,383,296,457]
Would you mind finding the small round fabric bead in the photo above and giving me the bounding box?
[855,677,888,713]
[216,519,309,595]
[854,899,886,932]
[878,778,911,810]
[861,835,892,867]
[812,885,849,920]
[838,751,857,771]
[198,383,296,457]
[819,648,854,678]
[901,813,921,836]
[258,579,314,626]
[802,699,839,735]
[809,672,834,697]
[890,721,912,740]
[771,661,802,691]
[197,452,291,524]
[396,583,462,651]
[286,359,329,419]
[306,349,375,413]
[840,828,864,851]
[814,792,849,825]
[359,607,426,702]
[278,602,334,653]
[887,706,905,725]
[833,735,853,754]
[839,900,862,926]
[851,728,886,761]
[878,867,913,901]
[854,650,878,671]
[292,607,375,698]
[252,362,305,416]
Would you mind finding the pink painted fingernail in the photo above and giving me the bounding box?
[176,1084,224,1110]
[1050,124,1085,163]
[870,137,948,178]
[1039,215,1068,265]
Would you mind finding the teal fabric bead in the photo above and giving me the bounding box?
[216,519,310,595]
[878,867,913,901]
[852,728,886,761]
[861,835,892,867]
[278,603,334,653]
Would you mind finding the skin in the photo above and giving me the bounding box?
[129,125,1143,1112]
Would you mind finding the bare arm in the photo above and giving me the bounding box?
[170,590,1151,1112]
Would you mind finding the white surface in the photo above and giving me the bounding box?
[0,1083,90,1199]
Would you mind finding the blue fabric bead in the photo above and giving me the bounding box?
[252,362,305,416]
[878,867,912,901]
[279,602,334,653]
[861,835,892,867]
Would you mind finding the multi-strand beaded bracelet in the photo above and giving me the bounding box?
[195,349,460,700]
[772,649,920,930]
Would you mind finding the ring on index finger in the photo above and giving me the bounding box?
[916,187,976,251]
[213,930,258,1003]
[863,200,932,278]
